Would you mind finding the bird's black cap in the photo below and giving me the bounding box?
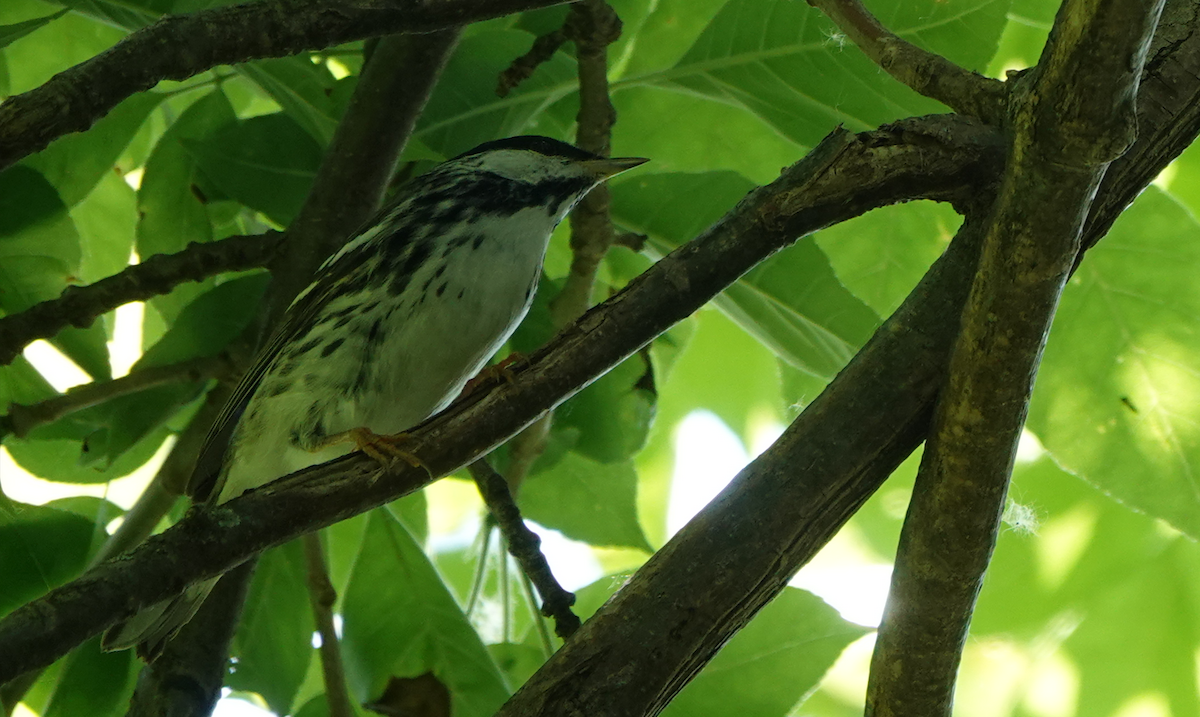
[453,135,599,162]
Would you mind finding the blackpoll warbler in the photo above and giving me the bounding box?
[103,136,647,658]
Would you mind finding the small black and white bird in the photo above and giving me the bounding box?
[103,135,647,658]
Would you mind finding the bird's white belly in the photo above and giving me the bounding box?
[218,211,550,502]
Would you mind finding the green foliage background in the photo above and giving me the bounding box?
[2,0,1199,715]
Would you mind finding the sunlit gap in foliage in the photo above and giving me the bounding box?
[667,409,892,627]
[213,688,276,717]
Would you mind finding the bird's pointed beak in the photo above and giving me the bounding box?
[579,156,649,180]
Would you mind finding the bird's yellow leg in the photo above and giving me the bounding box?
[461,352,522,397]
[314,427,425,469]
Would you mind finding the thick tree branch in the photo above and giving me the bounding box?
[0,114,1006,682]
[866,0,1165,715]
[265,29,461,323]
[0,0,567,172]
[808,0,1007,123]
[469,460,580,639]
[0,232,280,367]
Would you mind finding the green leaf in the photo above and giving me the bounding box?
[42,637,136,717]
[341,511,510,717]
[519,452,651,551]
[2,9,125,97]
[237,57,339,145]
[414,30,578,158]
[73,170,139,288]
[25,91,163,207]
[8,422,173,481]
[662,588,867,717]
[555,351,655,464]
[611,171,878,378]
[229,541,315,716]
[1028,189,1200,539]
[611,85,806,185]
[0,501,94,616]
[0,8,68,50]
[617,0,730,78]
[187,113,323,226]
[815,200,960,317]
[136,89,234,258]
[0,165,80,313]
[643,0,1008,145]
[136,273,269,369]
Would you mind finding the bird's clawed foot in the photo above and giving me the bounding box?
[320,427,425,471]
[461,353,522,397]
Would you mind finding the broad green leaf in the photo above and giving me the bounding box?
[341,511,510,717]
[487,642,545,692]
[8,421,172,480]
[639,0,1008,146]
[611,171,878,378]
[662,588,867,717]
[616,0,730,78]
[2,10,124,96]
[555,351,655,464]
[237,57,339,145]
[187,113,322,226]
[25,91,162,207]
[519,452,651,551]
[136,89,236,324]
[42,637,135,717]
[0,165,80,313]
[0,501,94,616]
[0,355,56,410]
[0,165,110,377]
[414,30,578,158]
[136,273,268,369]
[0,8,68,49]
[229,541,315,716]
[52,0,155,31]
[1028,189,1200,539]
[611,85,806,185]
[988,0,1055,75]
[815,201,960,317]
[965,457,1200,717]
[72,171,138,288]
[137,89,234,258]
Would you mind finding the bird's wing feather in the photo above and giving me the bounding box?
[187,265,365,502]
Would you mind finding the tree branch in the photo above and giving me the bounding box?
[469,460,581,639]
[866,1,1165,715]
[549,0,623,327]
[265,29,461,324]
[0,353,235,441]
[0,113,1006,682]
[303,532,354,717]
[0,0,568,172]
[808,0,1007,123]
[0,232,280,367]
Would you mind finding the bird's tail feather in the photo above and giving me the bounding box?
[101,578,219,660]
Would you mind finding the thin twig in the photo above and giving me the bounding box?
[303,532,354,717]
[0,232,280,367]
[1,353,235,441]
[548,0,623,327]
[497,27,569,97]
[808,0,1006,124]
[469,460,581,639]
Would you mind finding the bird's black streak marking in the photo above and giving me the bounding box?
[457,289,465,300]
[320,338,345,358]
[291,337,322,356]
[436,282,448,297]
[472,234,486,250]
